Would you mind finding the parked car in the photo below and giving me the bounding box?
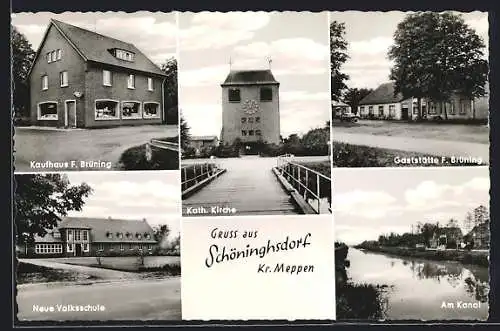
[340,112,360,122]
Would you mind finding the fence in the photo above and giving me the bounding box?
[276,155,332,214]
[181,162,222,192]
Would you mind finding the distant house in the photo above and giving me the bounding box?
[332,101,352,118]
[28,19,167,128]
[429,227,463,248]
[24,216,158,257]
[465,221,490,249]
[358,81,489,122]
[189,136,219,156]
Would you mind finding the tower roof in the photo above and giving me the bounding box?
[221,69,279,87]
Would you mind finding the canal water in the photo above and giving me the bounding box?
[346,248,489,320]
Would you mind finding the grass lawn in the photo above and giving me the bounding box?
[16,262,101,284]
[332,142,483,167]
[51,256,181,275]
[118,136,179,170]
[333,120,489,144]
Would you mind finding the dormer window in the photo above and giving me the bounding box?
[113,48,135,62]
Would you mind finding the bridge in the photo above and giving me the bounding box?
[181,155,331,216]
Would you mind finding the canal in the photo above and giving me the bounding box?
[346,248,489,320]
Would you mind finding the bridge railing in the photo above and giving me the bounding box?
[181,162,221,192]
[145,139,180,162]
[276,155,332,214]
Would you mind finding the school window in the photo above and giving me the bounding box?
[143,102,160,118]
[368,106,374,115]
[120,244,124,251]
[389,105,396,117]
[241,130,247,136]
[67,229,73,241]
[241,117,246,123]
[67,243,74,252]
[228,88,241,102]
[98,243,104,251]
[147,77,154,91]
[249,130,255,136]
[74,230,81,241]
[121,101,142,119]
[260,87,273,101]
[83,243,89,252]
[95,100,119,120]
[255,117,260,123]
[127,74,135,89]
[41,75,48,90]
[256,130,262,136]
[38,102,58,120]
[148,245,152,251]
[60,71,68,87]
[83,231,88,241]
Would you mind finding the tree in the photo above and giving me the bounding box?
[180,114,191,152]
[14,174,93,245]
[388,12,488,120]
[330,21,349,102]
[446,218,459,228]
[463,211,474,233]
[11,26,36,120]
[421,222,439,247]
[473,205,489,226]
[160,57,178,124]
[153,224,171,244]
[343,88,373,114]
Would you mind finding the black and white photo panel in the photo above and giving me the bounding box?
[14,171,181,321]
[329,11,489,168]
[178,12,332,217]
[11,12,180,172]
[334,166,490,321]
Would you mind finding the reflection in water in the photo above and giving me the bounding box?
[346,248,489,320]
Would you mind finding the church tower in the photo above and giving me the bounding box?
[220,69,280,152]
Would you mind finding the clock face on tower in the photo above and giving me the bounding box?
[242,99,260,115]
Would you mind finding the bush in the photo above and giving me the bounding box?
[119,140,179,170]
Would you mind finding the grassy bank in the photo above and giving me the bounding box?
[119,136,179,170]
[356,245,489,267]
[295,161,331,178]
[16,262,100,284]
[332,142,482,167]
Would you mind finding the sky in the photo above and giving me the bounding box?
[65,171,181,240]
[178,12,331,138]
[329,11,489,89]
[334,167,490,246]
[11,11,177,66]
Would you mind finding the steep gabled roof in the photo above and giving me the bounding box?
[30,19,166,77]
[221,69,279,87]
[359,82,405,105]
[58,216,157,243]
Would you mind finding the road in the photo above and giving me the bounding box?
[333,132,489,164]
[16,278,181,321]
[182,156,329,216]
[14,125,178,172]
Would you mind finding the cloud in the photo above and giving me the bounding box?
[280,91,330,102]
[334,190,398,219]
[180,103,222,136]
[465,15,489,35]
[349,36,393,56]
[180,12,271,51]
[179,64,229,88]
